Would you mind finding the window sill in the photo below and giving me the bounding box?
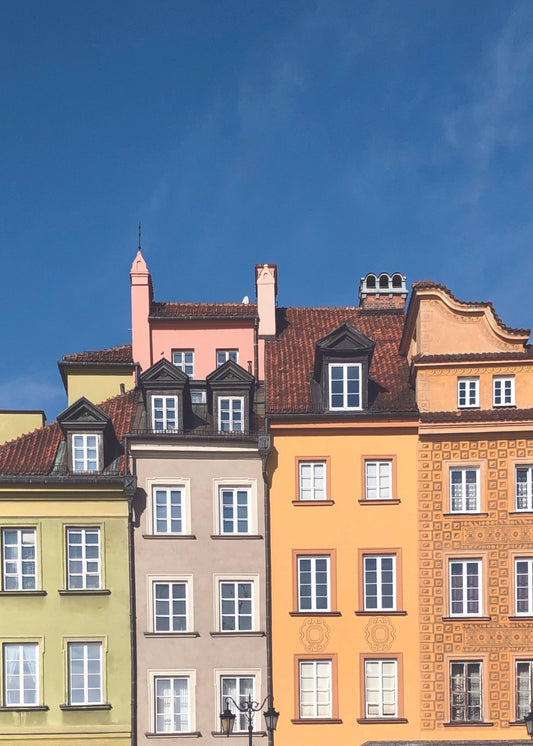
[356,717,407,724]
[144,632,199,638]
[509,511,533,516]
[509,720,529,726]
[289,611,341,617]
[143,534,197,540]
[509,615,533,621]
[60,703,112,711]
[210,631,265,637]
[358,499,401,506]
[291,718,342,724]
[0,705,49,712]
[442,616,491,622]
[145,732,202,738]
[210,534,263,540]
[355,610,407,616]
[211,731,266,738]
[443,721,493,727]
[442,512,488,518]
[292,500,335,506]
[58,589,111,596]
[0,590,46,596]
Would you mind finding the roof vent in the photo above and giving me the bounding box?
[359,272,408,310]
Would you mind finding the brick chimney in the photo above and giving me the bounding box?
[255,264,278,337]
[359,272,408,310]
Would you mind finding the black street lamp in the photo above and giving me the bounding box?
[524,702,533,738]
[220,694,279,746]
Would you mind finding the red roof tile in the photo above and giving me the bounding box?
[420,408,533,424]
[0,390,138,476]
[266,307,416,414]
[413,281,531,336]
[62,344,133,363]
[413,349,533,364]
[150,302,258,319]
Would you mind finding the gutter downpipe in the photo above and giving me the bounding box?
[125,434,138,746]
[260,424,274,746]
[254,317,259,382]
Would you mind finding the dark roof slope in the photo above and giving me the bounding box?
[62,344,133,363]
[266,307,416,414]
[150,302,258,319]
[0,389,137,476]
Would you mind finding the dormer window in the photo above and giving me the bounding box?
[218,396,244,433]
[206,361,255,435]
[73,434,99,472]
[329,363,362,410]
[152,396,178,431]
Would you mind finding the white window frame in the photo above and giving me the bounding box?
[3,642,39,707]
[214,668,261,733]
[2,528,37,591]
[363,555,396,611]
[365,460,393,500]
[148,575,193,634]
[298,461,327,501]
[151,395,178,431]
[449,467,480,513]
[219,674,256,732]
[150,670,195,734]
[66,527,101,590]
[516,660,533,720]
[516,466,533,511]
[172,350,194,377]
[218,396,244,433]
[218,486,251,535]
[515,558,533,616]
[493,375,515,406]
[297,556,331,612]
[449,559,482,616]
[67,641,103,705]
[219,580,254,632]
[457,377,479,408]
[153,580,189,633]
[152,486,186,535]
[328,363,362,411]
[364,658,398,718]
[450,661,483,722]
[298,659,332,719]
[216,350,239,367]
[72,433,99,472]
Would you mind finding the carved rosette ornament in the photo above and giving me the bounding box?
[364,617,396,651]
[298,618,330,652]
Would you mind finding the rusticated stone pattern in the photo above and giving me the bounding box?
[419,438,533,730]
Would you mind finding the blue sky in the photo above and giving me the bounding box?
[1,0,533,418]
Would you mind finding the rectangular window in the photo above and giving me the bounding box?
[365,461,392,500]
[449,559,481,616]
[153,487,185,534]
[172,350,194,377]
[3,643,38,706]
[152,396,178,431]
[154,582,188,632]
[298,660,332,718]
[220,581,253,631]
[2,528,36,591]
[73,434,99,472]
[220,676,254,732]
[329,363,361,410]
[450,467,480,513]
[458,377,479,408]
[450,661,482,722]
[364,555,396,611]
[515,558,533,615]
[68,642,103,705]
[299,461,326,501]
[364,659,397,718]
[516,466,533,511]
[219,488,250,534]
[217,350,238,367]
[190,390,206,404]
[493,376,515,406]
[154,676,190,733]
[218,397,244,433]
[67,528,101,590]
[297,556,330,612]
[516,660,533,720]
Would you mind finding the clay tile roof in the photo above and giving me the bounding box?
[412,349,533,364]
[420,407,533,424]
[62,344,133,363]
[150,302,258,319]
[0,389,138,476]
[266,307,417,414]
[413,281,531,336]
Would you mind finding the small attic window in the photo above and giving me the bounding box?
[329,363,362,410]
[379,274,389,289]
[392,273,403,288]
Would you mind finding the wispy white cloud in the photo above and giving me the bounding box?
[0,376,65,417]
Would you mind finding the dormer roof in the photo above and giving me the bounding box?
[206,360,255,390]
[139,358,189,389]
[57,397,112,435]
